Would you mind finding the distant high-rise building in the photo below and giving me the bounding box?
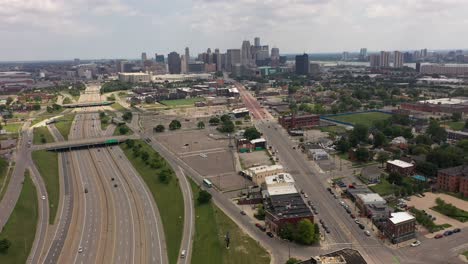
[342,52,349,61]
[380,51,390,67]
[185,47,190,71]
[167,52,181,74]
[74,58,80,65]
[369,54,380,68]
[295,53,310,75]
[415,62,421,73]
[181,55,187,74]
[155,54,165,63]
[241,40,252,66]
[420,48,428,58]
[403,52,413,63]
[254,37,260,47]
[214,49,222,72]
[359,48,367,61]
[207,48,212,64]
[141,52,147,61]
[413,50,420,60]
[226,49,241,71]
[271,47,280,67]
[394,51,404,68]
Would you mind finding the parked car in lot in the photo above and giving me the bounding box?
[452,228,461,233]
[443,230,453,236]
[411,240,421,247]
[434,234,443,239]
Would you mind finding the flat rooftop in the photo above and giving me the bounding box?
[267,184,298,196]
[265,193,313,220]
[248,164,284,174]
[389,212,415,225]
[387,159,413,168]
[265,173,295,185]
[418,97,468,105]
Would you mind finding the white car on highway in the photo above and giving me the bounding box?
[41,195,46,200]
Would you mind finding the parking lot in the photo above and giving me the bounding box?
[155,129,254,191]
[407,192,468,235]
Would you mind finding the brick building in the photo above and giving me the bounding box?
[384,212,416,244]
[240,164,284,185]
[386,160,415,176]
[437,165,468,197]
[278,114,320,130]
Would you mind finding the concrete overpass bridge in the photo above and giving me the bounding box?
[33,135,138,151]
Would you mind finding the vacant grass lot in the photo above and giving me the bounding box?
[111,102,126,111]
[328,112,391,127]
[0,171,38,264]
[447,121,464,131]
[190,180,270,264]
[160,97,205,107]
[3,123,22,133]
[122,140,184,264]
[369,177,415,197]
[32,150,59,224]
[432,198,468,223]
[33,126,55,145]
[410,207,451,233]
[54,114,75,140]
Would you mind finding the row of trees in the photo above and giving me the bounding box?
[278,219,320,245]
[101,80,133,94]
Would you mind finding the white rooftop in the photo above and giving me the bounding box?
[419,98,468,105]
[389,212,415,224]
[267,184,298,196]
[387,159,413,168]
[248,164,283,174]
[356,193,386,204]
[250,138,266,144]
[232,107,249,114]
[265,173,295,185]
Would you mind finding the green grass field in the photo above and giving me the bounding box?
[111,102,126,111]
[54,114,75,140]
[463,250,468,258]
[190,180,270,264]
[3,123,22,133]
[328,112,391,127]
[0,158,10,201]
[0,171,38,264]
[33,127,55,145]
[32,150,59,224]
[121,140,184,264]
[160,97,205,107]
[447,121,465,131]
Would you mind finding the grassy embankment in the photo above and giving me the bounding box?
[0,171,38,264]
[121,140,184,264]
[32,150,59,224]
[190,180,270,264]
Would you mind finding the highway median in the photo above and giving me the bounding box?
[121,139,184,264]
[32,150,59,225]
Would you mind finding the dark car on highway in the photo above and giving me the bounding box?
[434,234,443,239]
[266,231,274,238]
[358,223,365,230]
[443,230,453,236]
[452,228,461,233]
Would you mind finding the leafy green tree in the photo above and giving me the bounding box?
[209,117,220,126]
[218,120,235,133]
[99,111,106,119]
[154,124,165,133]
[32,104,41,110]
[197,121,205,129]
[119,125,129,135]
[285,258,301,264]
[388,172,403,186]
[355,147,370,162]
[278,223,295,241]
[415,161,438,178]
[376,152,390,167]
[197,190,212,204]
[293,219,317,245]
[0,238,11,253]
[122,111,133,121]
[451,112,462,122]
[244,127,261,140]
[254,205,265,220]
[465,119,468,129]
[125,139,135,148]
[373,131,387,148]
[415,134,432,145]
[6,97,13,105]
[336,137,350,153]
[141,151,149,162]
[426,119,447,143]
[169,120,182,130]
[158,168,172,183]
[220,114,231,123]
[427,146,464,168]
[351,124,369,143]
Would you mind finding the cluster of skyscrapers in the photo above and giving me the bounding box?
[341,48,431,68]
[131,37,284,76]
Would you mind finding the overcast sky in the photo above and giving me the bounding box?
[1,0,468,61]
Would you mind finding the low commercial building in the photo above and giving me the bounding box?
[447,130,468,141]
[236,137,266,152]
[355,193,386,217]
[401,97,468,114]
[386,160,414,176]
[278,114,320,130]
[263,192,314,234]
[118,72,151,83]
[384,212,416,244]
[307,149,329,160]
[299,248,367,264]
[241,164,284,185]
[231,107,250,118]
[437,165,468,197]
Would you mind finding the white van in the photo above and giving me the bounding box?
[181,249,186,258]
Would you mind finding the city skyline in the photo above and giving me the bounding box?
[2,0,468,61]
